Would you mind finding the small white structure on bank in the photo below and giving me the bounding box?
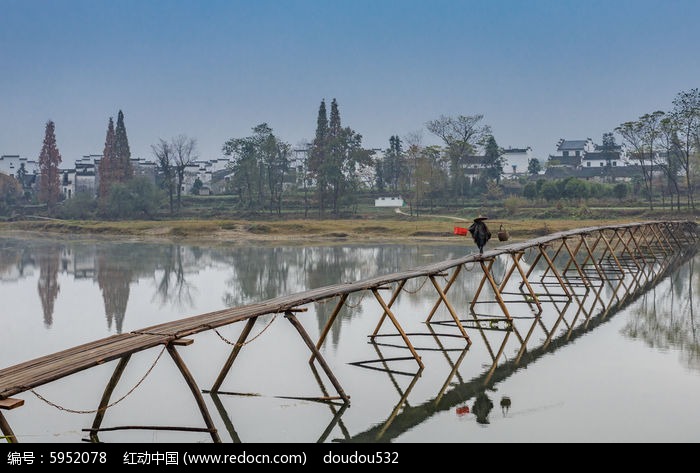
[375,196,404,207]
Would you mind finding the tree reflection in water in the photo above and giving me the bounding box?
[0,236,697,443]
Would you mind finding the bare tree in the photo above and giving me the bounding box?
[171,135,198,209]
[658,116,683,210]
[616,111,665,210]
[426,114,491,197]
[151,138,176,213]
[670,88,700,210]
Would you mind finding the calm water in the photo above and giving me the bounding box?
[0,235,698,443]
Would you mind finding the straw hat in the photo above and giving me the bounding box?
[473,215,489,221]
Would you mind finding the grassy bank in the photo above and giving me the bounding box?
[0,215,675,244]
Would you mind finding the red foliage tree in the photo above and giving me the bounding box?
[98,117,116,202]
[38,120,62,212]
[113,110,133,182]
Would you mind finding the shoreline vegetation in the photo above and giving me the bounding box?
[0,213,696,246]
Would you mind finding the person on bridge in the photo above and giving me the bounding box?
[468,215,492,254]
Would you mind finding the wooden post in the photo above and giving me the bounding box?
[0,398,23,443]
[90,354,132,442]
[166,343,221,443]
[312,294,348,363]
[284,311,350,404]
[428,275,471,344]
[371,282,406,338]
[371,288,424,369]
[211,317,257,392]
[426,266,462,322]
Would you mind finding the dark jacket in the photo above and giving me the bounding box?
[468,221,491,253]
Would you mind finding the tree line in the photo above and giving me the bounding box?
[4,87,699,219]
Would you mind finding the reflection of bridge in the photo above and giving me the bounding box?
[0,220,697,443]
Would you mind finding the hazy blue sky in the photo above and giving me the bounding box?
[2,0,699,165]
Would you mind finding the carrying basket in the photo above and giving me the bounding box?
[498,224,510,241]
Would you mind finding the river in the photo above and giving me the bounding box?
[0,235,698,443]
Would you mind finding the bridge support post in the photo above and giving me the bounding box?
[371,288,425,369]
[0,398,23,443]
[285,310,350,404]
[166,342,221,443]
[211,317,258,392]
[90,354,131,442]
[312,294,349,363]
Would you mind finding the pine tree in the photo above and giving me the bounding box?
[316,99,328,138]
[329,98,341,137]
[327,98,344,212]
[309,99,329,215]
[38,120,62,212]
[98,117,116,202]
[309,99,328,172]
[483,135,504,184]
[114,109,133,182]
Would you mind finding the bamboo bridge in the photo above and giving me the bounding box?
[0,219,697,443]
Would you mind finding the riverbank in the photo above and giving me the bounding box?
[0,216,677,245]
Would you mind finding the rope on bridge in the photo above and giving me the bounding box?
[28,345,168,414]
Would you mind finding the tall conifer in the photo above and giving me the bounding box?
[309,99,328,171]
[114,109,133,182]
[308,100,329,214]
[329,98,341,137]
[37,120,62,212]
[99,117,116,202]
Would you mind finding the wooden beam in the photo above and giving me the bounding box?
[0,398,24,410]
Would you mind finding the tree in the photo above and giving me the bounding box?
[540,180,560,202]
[191,177,204,195]
[308,98,372,215]
[0,173,22,214]
[113,110,134,183]
[482,135,505,184]
[658,116,683,210]
[670,87,700,210]
[99,111,134,205]
[413,144,448,215]
[523,181,538,200]
[615,111,665,210]
[98,117,116,203]
[563,178,588,203]
[222,124,290,213]
[259,128,291,215]
[172,134,198,210]
[103,176,162,219]
[308,99,329,215]
[151,138,176,213]
[380,135,407,192]
[326,98,345,214]
[38,120,63,213]
[602,132,616,149]
[425,114,491,197]
[527,158,542,176]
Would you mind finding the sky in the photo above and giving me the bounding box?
[2,0,700,166]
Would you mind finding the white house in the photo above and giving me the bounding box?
[374,196,404,207]
[501,147,533,178]
[0,154,39,176]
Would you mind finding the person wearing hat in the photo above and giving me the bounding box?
[468,215,491,254]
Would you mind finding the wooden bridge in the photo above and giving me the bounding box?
[0,219,697,443]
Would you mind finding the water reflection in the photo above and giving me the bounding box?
[0,235,698,443]
[37,244,61,327]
